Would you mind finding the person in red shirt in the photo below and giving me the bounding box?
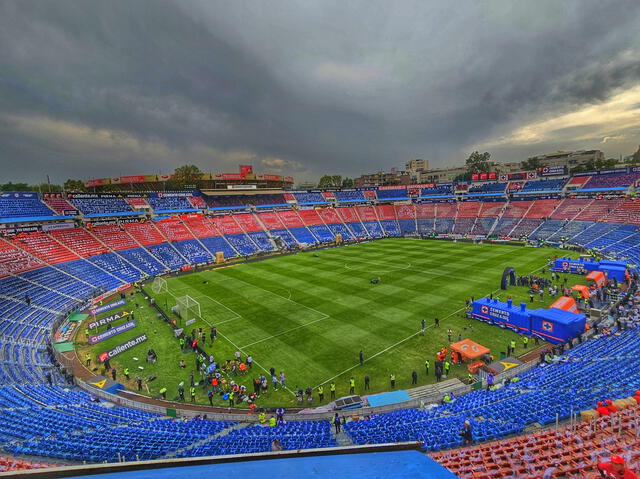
[598,455,637,479]
[597,401,611,417]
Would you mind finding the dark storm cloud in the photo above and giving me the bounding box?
[1,0,640,183]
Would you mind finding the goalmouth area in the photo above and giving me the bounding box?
[78,238,583,408]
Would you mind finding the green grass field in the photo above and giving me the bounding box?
[77,239,583,408]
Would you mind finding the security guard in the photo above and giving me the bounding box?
[317,385,324,402]
[349,377,355,394]
[190,386,196,403]
[522,335,529,348]
[124,368,130,380]
[510,339,516,353]
[269,416,276,427]
[85,353,91,367]
[259,411,266,424]
[330,382,336,400]
[390,373,396,388]
[468,373,474,384]
[425,359,430,375]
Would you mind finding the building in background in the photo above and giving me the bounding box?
[528,150,604,169]
[354,170,411,187]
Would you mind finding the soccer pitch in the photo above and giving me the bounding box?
[79,239,581,408]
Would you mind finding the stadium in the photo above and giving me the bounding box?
[4,2,640,478]
[0,168,639,478]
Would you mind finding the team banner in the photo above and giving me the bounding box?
[88,320,137,345]
[89,299,125,316]
[98,333,148,362]
[538,165,566,176]
[88,310,130,329]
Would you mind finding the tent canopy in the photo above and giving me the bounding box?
[451,339,490,361]
[571,284,590,299]
[586,270,606,287]
[550,296,579,314]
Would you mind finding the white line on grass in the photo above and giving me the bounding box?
[164,289,296,397]
[238,314,333,349]
[312,259,552,388]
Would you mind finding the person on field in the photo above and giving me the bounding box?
[364,375,370,390]
[390,373,396,388]
[178,384,185,401]
[359,350,364,366]
[447,328,453,343]
[349,377,355,394]
[435,317,440,328]
[425,359,430,375]
[317,385,324,402]
[411,370,418,385]
[421,319,426,335]
[330,382,336,399]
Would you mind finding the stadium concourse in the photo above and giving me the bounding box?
[0,169,640,475]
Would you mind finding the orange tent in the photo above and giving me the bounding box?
[571,284,590,299]
[451,339,490,362]
[550,296,579,314]
[586,270,606,287]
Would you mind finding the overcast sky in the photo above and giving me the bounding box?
[1,0,640,185]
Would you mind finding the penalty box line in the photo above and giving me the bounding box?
[165,290,296,397]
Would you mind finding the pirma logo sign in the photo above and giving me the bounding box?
[88,321,137,345]
[88,310,130,330]
[98,333,148,362]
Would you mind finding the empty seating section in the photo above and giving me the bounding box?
[173,240,213,264]
[510,218,544,237]
[233,214,264,232]
[335,190,365,202]
[199,236,238,259]
[525,199,559,218]
[118,248,166,275]
[179,421,336,457]
[211,215,244,235]
[146,196,193,211]
[55,260,122,292]
[50,228,109,257]
[1,270,83,309]
[297,209,324,225]
[256,212,286,230]
[433,407,640,478]
[376,205,397,221]
[396,205,417,235]
[89,225,139,250]
[316,208,342,224]
[521,178,565,192]
[293,192,325,203]
[277,210,305,228]
[549,199,592,220]
[308,224,335,241]
[89,253,142,283]
[573,198,623,222]
[188,196,207,209]
[270,229,299,247]
[11,233,79,264]
[147,244,187,269]
[288,226,318,244]
[246,232,274,250]
[154,218,194,241]
[421,185,452,195]
[575,222,629,248]
[181,215,220,237]
[376,188,407,199]
[0,196,52,218]
[477,202,504,218]
[0,241,44,276]
[468,182,507,194]
[583,172,640,189]
[607,199,640,225]
[225,234,259,255]
[44,197,77,215]
[565,175,590,188]
[125,197,149,209]
[124,222,164,246]
[376,205,400,235]
[72,198,132,215]
[205,194,285,208]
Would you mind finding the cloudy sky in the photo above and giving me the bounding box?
[1,0,640,185]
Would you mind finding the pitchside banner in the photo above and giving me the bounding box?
[88,321,137,345]
[98,333,148,362]
[90,299,125,316]
[88,310,130,330]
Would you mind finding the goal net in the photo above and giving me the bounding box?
[151,277,168,295]
[176,295,201,321]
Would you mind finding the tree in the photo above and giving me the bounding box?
[173,165,203,188]
[341,177,354,188]
[317,175,342,188]
[0,182,30,192]
[64,179,86,192]
[465,151,491,174]
[453,172,472,182]
[521,157,547,171]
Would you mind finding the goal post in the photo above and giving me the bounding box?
[176,295,201,321]
[151,277,168,295]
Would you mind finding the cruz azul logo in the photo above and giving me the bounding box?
[542,321,554,332]
[480,305,489,315]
